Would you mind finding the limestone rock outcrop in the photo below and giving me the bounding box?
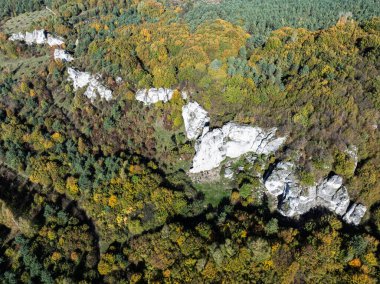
[136,88,174,105]
[67,68,112,101]
[264,162,295,196]
[54,49,74,62]
[182,102,210,140]
[264,162,366,224]
[343,204,367,225]
[9,29,64,46]
[316,175,350,216]
[190,122,285,173]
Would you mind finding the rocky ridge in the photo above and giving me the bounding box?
[182,100,366,224]
[9,29,64,46]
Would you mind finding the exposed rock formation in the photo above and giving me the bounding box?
[68,68,91,90]
[54,49,74,62]
[67,68,112,101]
[346,145,358,170]
[343,204,367,225]
[9,29,64,46]
[47,34,65,47]
[264,162,366,224]
[116,77,123,84]
[190,122,285,173]
[224,167,234,179]
[316,175,350,216]
[136,88,174,105]
[181,91,189,100]
[264,162,295,196]
[182,102,210,140]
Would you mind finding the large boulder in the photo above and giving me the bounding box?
[316,175,350,216]
[47,34,65,47]
[343,204,367,225]
[279,185,317,217]
[54,49,74,62]
[182,102,210,140]
[264,162,294,196]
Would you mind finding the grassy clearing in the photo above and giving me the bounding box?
[2,10,52,34]
[153,117,192,173]
[0,53,50,79]
[194,181,232,208]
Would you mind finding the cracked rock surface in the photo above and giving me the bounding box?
[190,122,285,173]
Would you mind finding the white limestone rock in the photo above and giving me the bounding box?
[181,91,189,100]
[54,49,74,62]
[67,68,112,101]
[224,167,234,179]
[68,68,91,90]
[279,185,317,218]
[190,122,285,173]
[47,34,65,47]
[9,29,64,46]
[264,162,317,217]
[25,30,46,45]
[264,163,365,224]
[264,162,294,196]
[316,175,350,216]
[136,88,174,105]
[190,128,226,173]
[9,32,25,41]
[343,204,367,225]
[116,77,123,84]
[88,76,113,101]
[182,102,210,140]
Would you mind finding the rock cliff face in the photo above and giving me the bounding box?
[67,68,112,101]
[264,162,366,224]
[182,102,210,140]
[9,30,64,46]
[54,49,74,62]
[136,88,174,105]
[190,122,285,173]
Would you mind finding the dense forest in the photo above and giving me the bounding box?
[0,0,380,283]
